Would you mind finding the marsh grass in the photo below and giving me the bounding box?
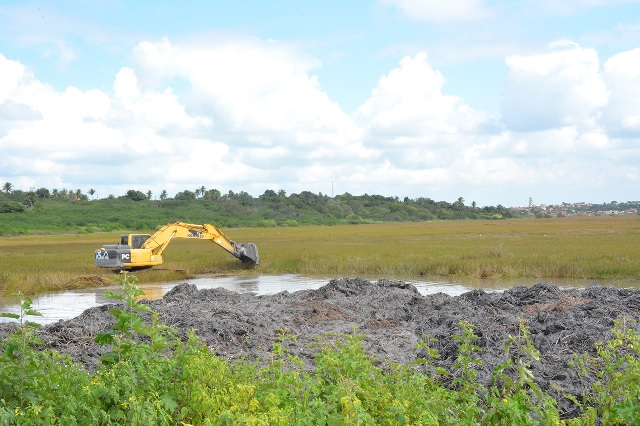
[1,216,639,296]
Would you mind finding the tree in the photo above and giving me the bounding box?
[453,197,465,211]
[89,188,95,199]
[203,189,221,201]
[259,189,278,201]
[24,191,36,208]
[124,189,148,201]
[160,190,168,200]
[35,188,50,199]
[2,182,12,194]
[174,190,196,201]
[147,190,152,200]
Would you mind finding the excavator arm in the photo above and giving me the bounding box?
[144,222,259,265]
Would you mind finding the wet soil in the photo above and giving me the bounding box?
[3,278,640,417]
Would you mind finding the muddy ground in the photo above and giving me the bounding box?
[3,278,640,417]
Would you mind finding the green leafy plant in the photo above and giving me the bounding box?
[95,271,172,364]
[91,272,182,422]
[583,317,640,424]
[0,293,45,407]
[0,293,92,423]
[482,318,562,425]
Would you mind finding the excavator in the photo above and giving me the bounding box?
[94,222,259,269]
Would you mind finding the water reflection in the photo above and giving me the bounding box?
[1,274,637,325]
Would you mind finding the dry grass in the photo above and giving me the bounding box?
[1,216,639,296]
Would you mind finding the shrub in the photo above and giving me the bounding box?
[257,219,277,228]
[0,201,25,213]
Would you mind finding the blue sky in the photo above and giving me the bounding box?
[1,0,640,207]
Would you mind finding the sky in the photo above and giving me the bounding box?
[1,1,640,207]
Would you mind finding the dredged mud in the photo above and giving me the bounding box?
[2,278,640,417]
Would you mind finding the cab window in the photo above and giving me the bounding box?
[131,235,150,249]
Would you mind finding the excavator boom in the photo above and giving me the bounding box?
[94,222,259,269]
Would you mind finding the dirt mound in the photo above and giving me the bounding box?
[3,278,640,417]
[68,275,111,288]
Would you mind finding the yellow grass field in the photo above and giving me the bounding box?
[1,216,639,296]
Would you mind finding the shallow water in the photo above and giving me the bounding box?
[1,274,638,325]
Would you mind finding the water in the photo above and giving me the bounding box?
[1,274,637,325]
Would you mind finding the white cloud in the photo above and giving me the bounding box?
[501,40,608,132]
[380,0,490,22]
[111,67,210,132]
[131,37,357,139]
[603,48,640,137]
[357,52,490,140]
[0,54,28,102]
[1,30,639,207]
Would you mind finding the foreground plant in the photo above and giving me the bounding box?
[577,317,640,424]
[0,293,92,423]
[90,271,183,423]
[1,274,640,424]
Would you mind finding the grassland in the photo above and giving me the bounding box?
[1,215,638,297]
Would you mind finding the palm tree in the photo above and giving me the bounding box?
[24,193,36,208]
[160,190,168,200]
[89,188,95,199]
[2,182,12,194]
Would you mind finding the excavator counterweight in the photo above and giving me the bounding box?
[94,222,259,269]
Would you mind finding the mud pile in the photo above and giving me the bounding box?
[3,278,640,417]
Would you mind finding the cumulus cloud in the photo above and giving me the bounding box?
[357,53,490,140]
[355,51,494,185]
[1,33,640,206]
[602,48,640,137]
[125,36,374,187]
[0,37,375,196]
[501,40,608,132]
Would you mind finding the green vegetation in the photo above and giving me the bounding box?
[1,216,639,297]
[2,273,639,424]
[0,187,516,235]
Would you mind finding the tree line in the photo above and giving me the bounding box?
[0,182,515,226]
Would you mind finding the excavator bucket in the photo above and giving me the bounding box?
[235,242,260,266]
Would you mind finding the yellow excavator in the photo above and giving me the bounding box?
[94,222,259,269]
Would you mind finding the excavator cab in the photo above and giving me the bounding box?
[94,233,156,269]
[118,234,150,249]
